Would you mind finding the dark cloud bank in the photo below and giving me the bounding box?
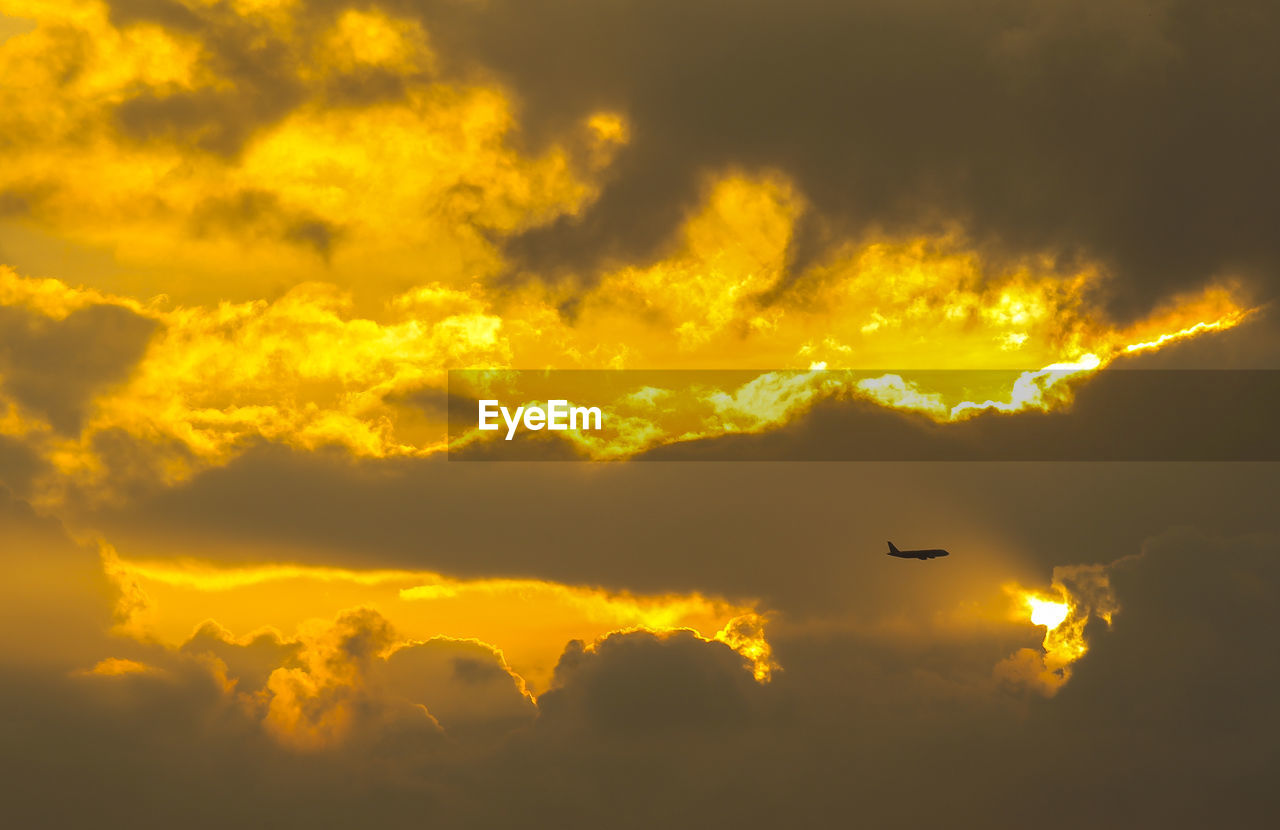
[439,0,1280,319]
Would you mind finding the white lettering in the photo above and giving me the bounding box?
[547,399,569,430]
[502,405,524,441]
[478,400,500,430]
[571,405,602,431]
[480,400,604,440]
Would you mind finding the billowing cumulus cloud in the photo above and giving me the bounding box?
[537,629,765,735]
[377,636,537,744]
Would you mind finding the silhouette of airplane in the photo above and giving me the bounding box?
[886,541,950,560]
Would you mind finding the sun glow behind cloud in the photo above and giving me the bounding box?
[106,554,774,694]
[1026,595,1069,629]
[997,568,1118,697]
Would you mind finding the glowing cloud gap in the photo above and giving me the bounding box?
[997,567,1119,696]
[104,556,776,692]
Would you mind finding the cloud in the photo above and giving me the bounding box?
[0,485,118,667]
[180,619,302,694]
[190,188,346,259]
[0,299,157,433]
[0,206,1258,505]
[537,629,765,736]
[638,364,1280,461]
[97,544,770,696]
[0,433,45,497]
[1058,529,1280,729]
[0,2,621,301]
[417,0,1280,318]
[260,606,450,750]
[1,521,1277,827]
[377,637,537,744]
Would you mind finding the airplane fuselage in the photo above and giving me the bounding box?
[886,541,949,560]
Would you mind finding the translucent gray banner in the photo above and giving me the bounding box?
[446,369,1280,461]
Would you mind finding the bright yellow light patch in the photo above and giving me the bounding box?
[77,657,155,677]
[1026,595,1069,629]
[107,556,774,693]
[997,572,1116,697]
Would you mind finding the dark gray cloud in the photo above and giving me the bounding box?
[107,0,428,157]
[0,435,46,499]
[192,188,346,259]
[406,0,1280,319]
[377,638,537,744]
[181,620,303,692]
[109,0,309,155]
[638,369,1280,461]
[537,630,762,735]
[1021,529,1280,825]
[0,302,157,433]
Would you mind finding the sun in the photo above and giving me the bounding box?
[1025,595,1069,630]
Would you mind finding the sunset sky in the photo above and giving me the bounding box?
[2,2,1278,827]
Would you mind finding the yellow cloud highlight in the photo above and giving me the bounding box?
[76,657,156,677]
[997,567,1118,696]
[585,174,801,351]
[262,607,407,750]
[318,8,431,74]
[713,613,778,682]
[106,555,773,694]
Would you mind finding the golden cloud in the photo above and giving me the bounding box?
[0,4,1257,489]
[104,553,774,695]
[998,564,1119,696]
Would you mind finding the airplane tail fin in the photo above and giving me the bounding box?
[887,541,900,555]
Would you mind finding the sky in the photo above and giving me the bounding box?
[1,1,1278,826]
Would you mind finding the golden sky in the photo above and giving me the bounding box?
[1,2,1278,826]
